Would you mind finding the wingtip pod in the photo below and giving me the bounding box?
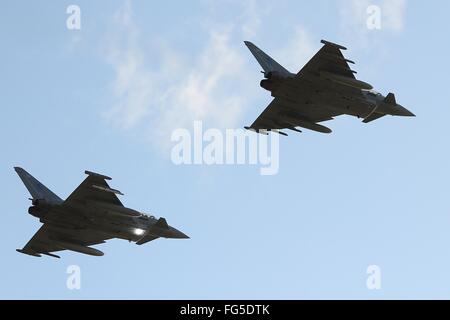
[321,39,347,50]
[85,170,112,181]
[16,248,41,257]
[244,127,272,136]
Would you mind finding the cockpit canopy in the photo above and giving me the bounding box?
[139,213,156,220]
[366,89,382,97]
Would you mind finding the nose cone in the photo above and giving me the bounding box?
[395,105,415,117]
[169,227,190,239]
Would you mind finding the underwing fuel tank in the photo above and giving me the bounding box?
[54,240,104,256]
[320,71,373,90]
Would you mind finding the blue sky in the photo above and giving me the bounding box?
[1,0,450,299]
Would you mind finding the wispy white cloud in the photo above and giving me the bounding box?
[275,26,316,73]
[103,0,318,152]
[103,1,257,151]
[339,0,407,46]
[157,28,250,136]
[241,0,264,39]
[382,0,407,32]
[104,1,155,129]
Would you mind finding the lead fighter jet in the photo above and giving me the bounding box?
[15,167,188,258]
[244,40,415,136]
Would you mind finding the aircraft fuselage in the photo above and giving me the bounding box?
[29,200,187,243]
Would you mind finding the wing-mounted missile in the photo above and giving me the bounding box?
[85,170,124,195]
[271,129,288,136]
[41,252,61,259]
[244,127,270,135]
[91,185,123,195]
[17,248,60,259]
[286,127,302,133]
[322,53,355,65]
[316,40,373,90]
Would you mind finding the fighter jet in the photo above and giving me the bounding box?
[244,40,415,136]
[14,167,188,258]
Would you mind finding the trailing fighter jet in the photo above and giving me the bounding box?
[244,40,415,136]
[14,167,188,258]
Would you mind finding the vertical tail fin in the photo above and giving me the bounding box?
[14,167,62,204]
[244,41,291,76]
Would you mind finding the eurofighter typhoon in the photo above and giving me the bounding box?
[15,167,188,258]
[244,40,415,135]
